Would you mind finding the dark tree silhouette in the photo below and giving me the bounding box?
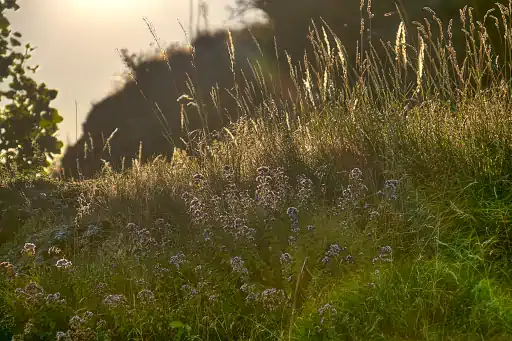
[231,0,506,65]
[59,25,289,179]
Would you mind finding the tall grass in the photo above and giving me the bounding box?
[2,2,512,340]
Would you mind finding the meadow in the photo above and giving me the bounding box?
[1,2,512,340]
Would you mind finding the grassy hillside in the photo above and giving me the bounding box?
[2,3,512,340]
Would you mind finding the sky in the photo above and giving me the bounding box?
[7,0,263,148]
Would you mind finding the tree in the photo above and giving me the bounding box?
[0,0,63,174]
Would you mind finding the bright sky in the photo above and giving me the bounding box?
[7,0,263,147]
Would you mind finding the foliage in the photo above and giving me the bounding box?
[0,0,63,174]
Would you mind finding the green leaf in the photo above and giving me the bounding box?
[46,109,63,124]
[4,0,20,11]
[47,89,58,100]
[0,17,10,31]
[53,112,63,124]
[9,37,20,47]
[3,90,16,99]
[169,321,185,329]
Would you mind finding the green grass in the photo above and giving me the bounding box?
[2,2,512,340]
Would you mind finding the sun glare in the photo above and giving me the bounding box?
[70,0,141,11]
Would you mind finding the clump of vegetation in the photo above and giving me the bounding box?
[0,0,63,176]
[2,1,512,340]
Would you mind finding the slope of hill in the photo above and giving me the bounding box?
[2,2,512,340]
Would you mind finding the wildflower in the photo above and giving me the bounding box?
[297,175,314,206]
[46,292,65,305]
[280,253,293,265]
[317,302,337,329]
[290,223,300,234]
[243,227,257,242]
[326,244,342,257]
[125,222,137,230]
[135,278,147,287]
[245,291,260,305]
[95,282,108,295]
[375,269,381,277]
[153,264,170,278]
[169,252,186,270]
[318,303,337,316]
[306,225,314,231]
[23,282,44,296]
[55,331,71,341]
[69,315,85,330]
[378,246,393,262]
[240,283,253,293]
[349,168,363,181]
[288,235,297,245]
[223,165,235,181]
[367,282,376,289]
[23,321,34,335]
[257,166,270,175]
[84,224,101,238]
[96,319,107,330]
[82,311,94,320]
[287,207,299,220]
[103,294,126,308]
[384,180,400,200]
[260,288,286,311]
[193,173,205,185]
[208,294,217,302]
[344,255,355,264]
[21,243,36,256]
[323,244,347,263]
[56,258,72,269]
[230,256,249,275]
[181,284,198,298]
[380,245,392,255]
[223,164,234,176]
[137,289,155,304]
[47,246,62,256]
[0,261,14,278]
